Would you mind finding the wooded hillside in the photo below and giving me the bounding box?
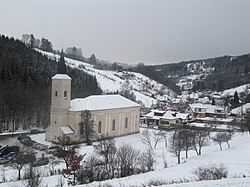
[0,35,101,132]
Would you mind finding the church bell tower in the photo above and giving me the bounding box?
[51,50,71,110]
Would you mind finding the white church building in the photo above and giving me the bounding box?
[45,52,140,143]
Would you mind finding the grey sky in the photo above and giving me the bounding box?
[0,0,250,65]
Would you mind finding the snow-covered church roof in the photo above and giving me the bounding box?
[69,94,140,111]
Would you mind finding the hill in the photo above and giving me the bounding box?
[0,35,101,132]
[37,49,177,108]
[154,54,250,92]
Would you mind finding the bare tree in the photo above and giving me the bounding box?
[160,131,168,148]
[116,144,140,177]
[93,137,117,179]
[57,135,71,169]
[153,131,164,149]
[141,129,153,149]
[23,164,43,187]
[179,130,195,158]
[169,130,183,164]
[212,132,232,150]
[193,130,209,155]
[140,148,155,172]
[11,147,36,180]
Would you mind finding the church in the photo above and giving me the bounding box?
[45,52,141,144]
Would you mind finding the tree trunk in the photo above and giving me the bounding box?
[185,149,188,158]
[198,146,202,155]
[226,141,230,148]
[18,169,21,180]
[219,143,222,150]
[177,154,180,164]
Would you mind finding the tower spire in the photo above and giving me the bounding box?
[57,49,67,74]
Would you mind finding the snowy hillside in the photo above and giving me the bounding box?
[1,131,250,187]
[222,84,250,97]
[37,49,176,107]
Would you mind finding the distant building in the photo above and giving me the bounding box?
[143,109,190,127]
[45,52,140,144]
[185,103,225,118]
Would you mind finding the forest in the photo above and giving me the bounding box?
[0,35,102,132]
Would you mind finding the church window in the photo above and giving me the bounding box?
[125,117,128,129]
[64,91,67,98]
[98,121,102,134]
[55,91,58,98]
[112,119,115,131]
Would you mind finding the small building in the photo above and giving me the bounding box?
[185,103,225,118]
[143,110,190,127]
[45,51,140,144]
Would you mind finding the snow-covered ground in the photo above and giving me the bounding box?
[1,130,250,187]
[222,84,250,97]
[36,49,176,108]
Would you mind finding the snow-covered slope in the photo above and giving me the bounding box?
[37,49,176,107]
[1,131,250,187]
[222,84,250,97]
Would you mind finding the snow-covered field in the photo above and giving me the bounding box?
[1,130,250,187]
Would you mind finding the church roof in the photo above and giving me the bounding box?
[69,94,140,111]
[52,74,71,80]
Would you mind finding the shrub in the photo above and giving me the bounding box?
[193,164,228,181]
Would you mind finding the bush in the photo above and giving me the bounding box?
[193,164,228,181]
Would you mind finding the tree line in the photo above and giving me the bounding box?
[0,35,101,132]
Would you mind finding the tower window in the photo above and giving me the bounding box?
[64,91,67,98]
[55,91,58,98]
[112,119,115,131]
[98,121,102,134]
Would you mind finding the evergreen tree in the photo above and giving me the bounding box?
[79,110,95,145]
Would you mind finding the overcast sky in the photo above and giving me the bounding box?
[1,0,250,65]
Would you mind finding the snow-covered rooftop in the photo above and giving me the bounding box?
[69,94,140,111]
[60,126,74,135]
[189,103,224,114]
[52,74,71,80]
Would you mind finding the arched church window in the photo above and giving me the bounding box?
[112,119,115,131]
[125,117,128,129]
[98,121,102,134]
[64,91,67,98]
[55,91,58,98]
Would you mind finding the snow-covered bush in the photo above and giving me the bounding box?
[193,164,228,181]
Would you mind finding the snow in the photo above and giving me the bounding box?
[222,84,250,97]
[1,131,250,187]
[231,103,250,115]
[52,74,71,80]
[69,94,140,111]
[60,126,74,135]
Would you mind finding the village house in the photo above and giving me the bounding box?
[45,52,140,144]
[185,103,225,118]
[143,109,190,127]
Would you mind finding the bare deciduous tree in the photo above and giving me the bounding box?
[212,132,232,150]
[141,129,153,149]
[11,147,36,180]
[193,131,209,155]
[140,148,155,172]
[23,164,43,187]
[153,131,164,149]
[93,137,117,179]
[169,130,183,164]
[116,144,140,177]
